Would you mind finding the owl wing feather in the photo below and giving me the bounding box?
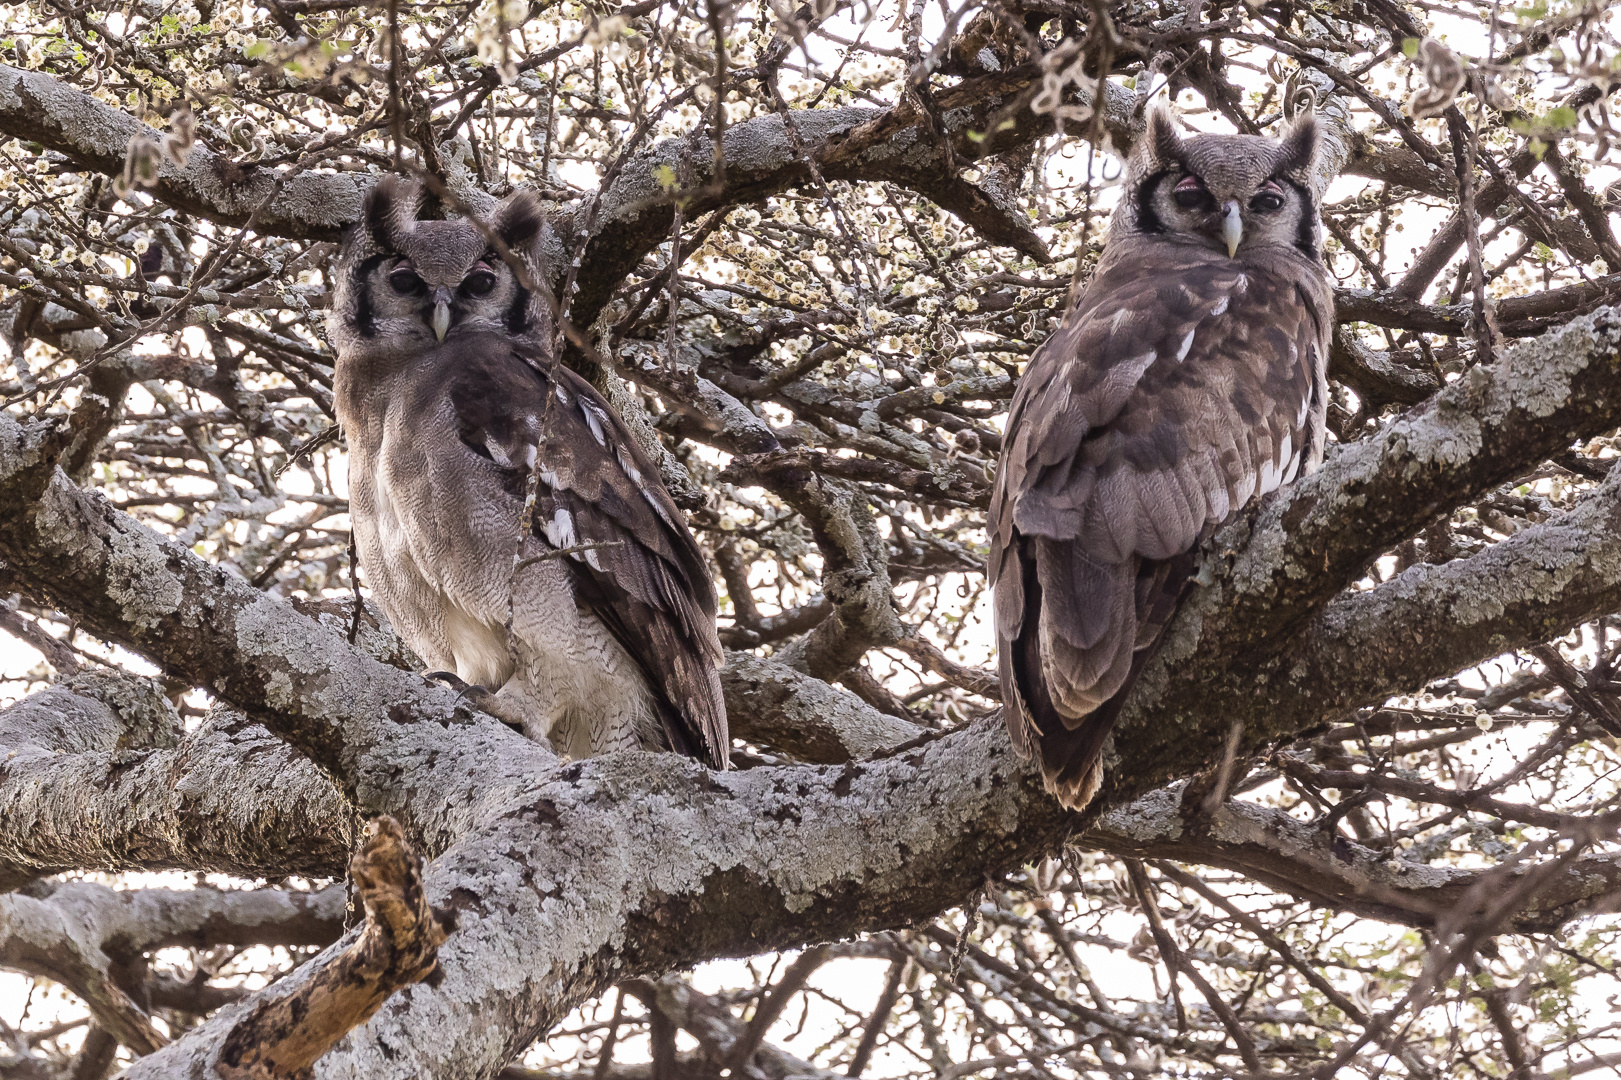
[447,337,728,768]
[990,240,1329,808]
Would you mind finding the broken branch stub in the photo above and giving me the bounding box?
[215,816,456,1079]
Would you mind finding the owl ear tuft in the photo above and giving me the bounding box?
[493,189,545,252]
[364,175,426,250]
[1142,104,1184,169]
[1276,112,1321,182]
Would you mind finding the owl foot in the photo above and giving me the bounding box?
[426,671,529,734]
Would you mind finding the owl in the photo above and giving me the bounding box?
[988,107,1333,810]
[329,176,728,768]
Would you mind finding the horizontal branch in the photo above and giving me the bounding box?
[720,447,988,508]
[723,651,921,763]
[0,687,349,886]
[1336,275,1621,336]
[1089,785,1621,933]
[0,879,343,1057]
[0,64,367,240]
[122,718,1069,1079]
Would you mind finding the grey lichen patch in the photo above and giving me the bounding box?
[1401,406,1483,468]
[17,63,136,160]
[67,490,186,631]
[1490,307,1621,423]
[1094,782,1184,842]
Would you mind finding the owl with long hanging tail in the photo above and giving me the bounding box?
[989,106,1333,809]
[329,176,729,769]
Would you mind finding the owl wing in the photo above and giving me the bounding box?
[449,339,728,768]
[989,248,1329,808]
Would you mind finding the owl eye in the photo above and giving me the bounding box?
[462,268,497,297]
[1172,176,1212,210]
[389,266,426,296]
[1250,186,1286,212]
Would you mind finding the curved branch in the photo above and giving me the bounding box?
[0,64,366,241]
[1089,786,1621,934]
[0,705,350,886]
[0,880,343,1058]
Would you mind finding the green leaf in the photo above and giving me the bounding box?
[243,39,270,59]
[1545,105,1577,129]
[1401,36,1421,58]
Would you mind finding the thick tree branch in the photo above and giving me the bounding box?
[0,65,366,241]
[121,719,1068,1079]
[0,692,349,887]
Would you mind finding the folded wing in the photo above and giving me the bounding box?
[449,337,729,767]
[990,249,1328,808]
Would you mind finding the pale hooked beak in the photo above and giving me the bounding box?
[1220,200,1243,258]
[430,285,454,342]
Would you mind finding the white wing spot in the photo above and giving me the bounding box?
[1258,455,1282,495]
[643,488,677,528]
[555,385,572,405]
[581,401,609,447]
[484,437,513,468]
[1210,296,1230,317]
[544,508,577,552]
[1176,329,1196,362]
[615,448,642,486]
[1233,468,1257,507]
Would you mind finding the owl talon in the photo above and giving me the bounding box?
[425,670,471,692]
[427,671,533,733]
[332,177,730,770]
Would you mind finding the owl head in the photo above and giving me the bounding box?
[1114,105,1323,262]
[329,175,552,358]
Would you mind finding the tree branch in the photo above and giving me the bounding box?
[217,817,452,1080]
[0,65,367,241]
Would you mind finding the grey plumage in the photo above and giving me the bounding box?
[989,107,1333,810]
[330,176,728,768]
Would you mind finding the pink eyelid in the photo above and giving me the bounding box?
[1174,175,1203,192]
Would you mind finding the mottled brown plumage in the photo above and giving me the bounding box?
[989,107,1333,809]
[330,177,728,768]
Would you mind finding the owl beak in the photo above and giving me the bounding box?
[1220,201,1243,258]
[430,286,454,342]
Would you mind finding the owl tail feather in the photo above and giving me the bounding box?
[1001,544,1196,812]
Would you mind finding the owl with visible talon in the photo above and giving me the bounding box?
[329,176,729,768]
